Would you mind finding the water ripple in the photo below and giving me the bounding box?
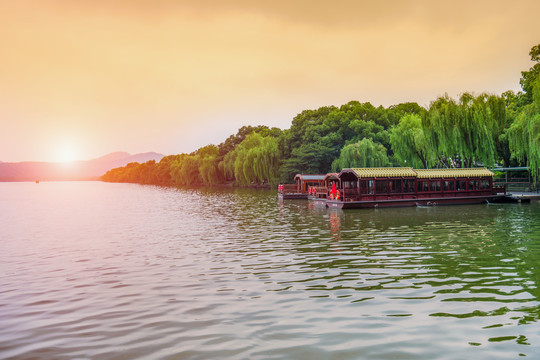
[1,183,539,359]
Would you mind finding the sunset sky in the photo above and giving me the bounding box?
[1,0,539,163]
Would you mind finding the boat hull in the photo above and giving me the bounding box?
[278,193,308,200]
[326,195,500,209]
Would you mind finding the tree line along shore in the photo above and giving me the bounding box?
[102,44,540,187]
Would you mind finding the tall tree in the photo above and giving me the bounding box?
[390,114,435,168]
[423,93,505,168]
[507,73,540,182]
[520,44,540,105]
[221,133,281,185]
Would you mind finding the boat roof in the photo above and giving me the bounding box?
[339,167,494,179]
[294,174,326,181]
[324,173,340,180]
[342,167,417,178]
[415,168,494,178]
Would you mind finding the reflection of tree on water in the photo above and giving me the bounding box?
[196,189,539,353]
[272,199,540,334]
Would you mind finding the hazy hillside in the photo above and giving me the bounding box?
[0,152,164,181]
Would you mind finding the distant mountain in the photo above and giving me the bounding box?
[0,152,165,182]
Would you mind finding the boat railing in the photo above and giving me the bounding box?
[339,188,359,201]
[494,178,535,192]
[308,186,327,197]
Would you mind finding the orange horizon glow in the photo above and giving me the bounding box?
[1,0,540,162]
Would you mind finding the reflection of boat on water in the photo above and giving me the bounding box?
[280,167,521,210]
[328,204,512,232]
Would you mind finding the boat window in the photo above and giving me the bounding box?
[389,179,402,193]
[403,179,415,193]
[360,180,374,194]
[368,180,374,194]
[376,180,388,194]
[480,179,489,189]
[457,180,467,191]
[474,180,480,190]
[444,180,455,191]
[430,181,441,192]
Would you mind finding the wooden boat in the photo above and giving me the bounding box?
[325,167,504,209]
[278,174,325,199]
[308,173,339,203]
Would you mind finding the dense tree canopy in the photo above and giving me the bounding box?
[103,44,540,188]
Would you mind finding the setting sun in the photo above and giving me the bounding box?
[54,142,79,163]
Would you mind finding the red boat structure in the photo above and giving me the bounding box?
[278,174,325,199]
[279,167,511,209]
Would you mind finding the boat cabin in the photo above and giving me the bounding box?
[278,174,326,199]
[309,173,340,199]
[294,174,325,193]
[414,168,494,200]
[338,167,417,202]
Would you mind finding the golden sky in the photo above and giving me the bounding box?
[1,0,539,162]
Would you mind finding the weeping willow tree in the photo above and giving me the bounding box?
[389,113,436,168]
[221,133,281,185]
[423,93,505,168]
[247,135,280,185]
[507,75,540,183]
[170,154,201,186]
[168,145,222,186]
[331,138,390,171]
[198,157,218,185]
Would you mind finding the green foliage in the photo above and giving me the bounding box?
[103,45,539,188]
[281,142,336,180]
[331,138,390,171]
[170,154,200,186]
[277,101,418,181]
[102,157,179,185]
[520,43,540,105]
[221,133,281,186]
[217,125,281,157]
[390,114,435,168]
[507,74,540,182]
[423,92,505,168]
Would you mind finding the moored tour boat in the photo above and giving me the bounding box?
[278,174,325,199]
[325,167,503,209]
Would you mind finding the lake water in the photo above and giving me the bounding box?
[1,181,539,359]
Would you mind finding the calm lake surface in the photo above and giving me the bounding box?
[1,181,539,359]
